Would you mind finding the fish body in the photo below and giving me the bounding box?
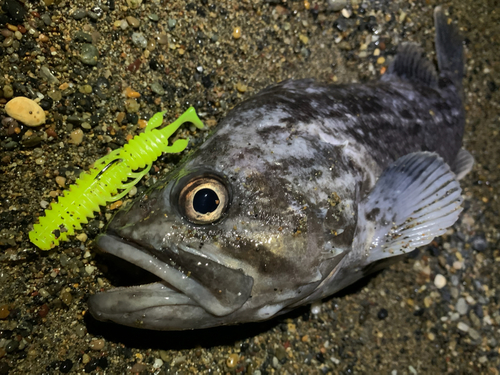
[88,7,472,330]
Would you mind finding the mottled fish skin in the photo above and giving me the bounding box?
[88,7,469,330]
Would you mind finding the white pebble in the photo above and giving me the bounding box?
[85,265,95,275]
[153,358,163,369]
[434,274,447,289]
[310,302,321,315]
[457,322,470,332]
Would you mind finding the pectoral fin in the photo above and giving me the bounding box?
[360,152,463,263]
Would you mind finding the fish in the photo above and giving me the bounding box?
[88,7,473,331]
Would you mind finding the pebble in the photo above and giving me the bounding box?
[126,16,141,28]
[60,291,72,305]
[236,82,248,93]
[5,97,46,126]
[5,340,19,353]
[0,305,10,319]
[89,339,105,351]
[377,56,386,65]
[434,274,447,289]
[72,9,87,20]
[456,298,468,315]
[377,308,388,320]
[150,82,165,95]
[468,328,481,340]
[470,234,487,251]
[457,322,469,332]
[74,324,87,338]
[168,18,176,29]
[40,65,60,84]
[126,0,142,9]
[233,27,242,39]
[131,362,147,373]
[132,32,147,48]
[226,353,239,368]
[82,353,90,364]
[80,44,98,65]
[69,129,84,145]
[327,0,347,11]
[59,359,73,373]
[152,358,163,369]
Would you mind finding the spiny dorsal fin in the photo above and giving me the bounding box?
[382,42,438,87]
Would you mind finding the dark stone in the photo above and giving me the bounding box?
[2,0,26,23]
[470,233,487,251]
[125,112,138,125]
[377,308,388,320]
[59,359,73,373]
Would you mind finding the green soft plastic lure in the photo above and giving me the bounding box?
[29,107,204,250]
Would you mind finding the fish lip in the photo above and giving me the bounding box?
[91,233,254,318]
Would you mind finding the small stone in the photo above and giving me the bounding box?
[5,97,46,126]
[59,359,73,373]
[126,0,142,9]
[126,16,140,28]
[150,82,165,95]
[377,308,388,320]
[0,305,10,319]
[470,234,487,251]
[60,291,72,306]
[131,32,147,48]
[40,65,60,84]
[69,129,84,145]
[236,82,247,93]
[168,18,176,29]
[341,8,352,18]
[89,339,105,351]
[377,56,386,65]
[457,322,469,332]
[82,353,90,364]
[233,27,242,39]
[456,298,468,315]
[72,9,87,20]
[327,0,347,11]
[3,84,14,98]
[152,358,163,369]
[125,98,140,113]
[434,274,447,289]
[130,362,147,373]
[80,44,98,66]
[74,324,87,338]
[5,340,19,353]
[468,328,481,340]
[124,87,141,98]
[148,13,159,22]
[226,353,239,368]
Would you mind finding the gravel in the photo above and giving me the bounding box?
[0,0,499,373]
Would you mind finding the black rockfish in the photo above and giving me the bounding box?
[88,7,473,330]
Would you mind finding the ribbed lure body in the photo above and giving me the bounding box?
[29,107,204,250]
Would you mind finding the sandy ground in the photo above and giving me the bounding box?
[0,0,499,374]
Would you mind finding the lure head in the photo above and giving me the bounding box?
[88,94,358,330]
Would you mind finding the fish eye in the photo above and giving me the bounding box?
[178,176,229,225]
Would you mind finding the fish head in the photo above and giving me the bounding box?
[89,92,360,330]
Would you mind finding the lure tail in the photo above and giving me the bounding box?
[29,107,204,250]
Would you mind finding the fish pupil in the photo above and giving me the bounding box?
[193,188,219,214]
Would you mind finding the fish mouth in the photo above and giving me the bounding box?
[88,234,254,329]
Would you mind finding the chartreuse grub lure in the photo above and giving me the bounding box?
[29,107,204,250]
